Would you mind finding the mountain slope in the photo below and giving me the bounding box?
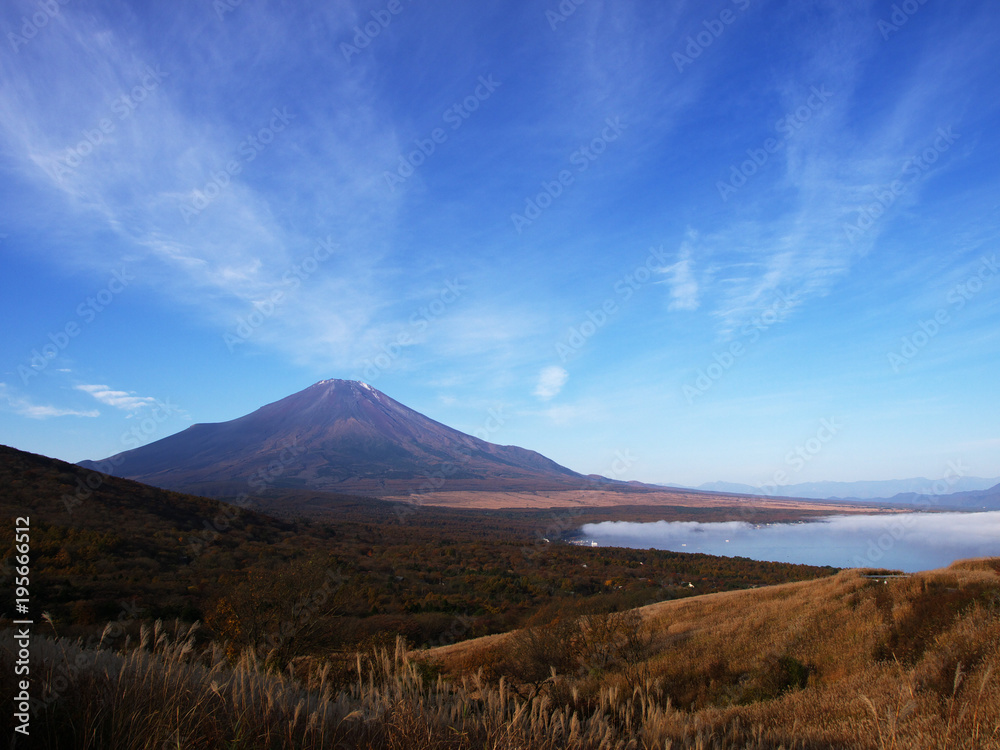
[79,379,591,495]
[0,443,308,622]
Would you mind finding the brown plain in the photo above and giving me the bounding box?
[383,488,884,512]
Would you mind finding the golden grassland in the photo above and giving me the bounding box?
[4,558,999,749]
[380,488,881,514]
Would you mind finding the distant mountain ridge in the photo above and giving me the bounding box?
[882,484,1000,510]
[694,477,1000,505]
[79,379,602,496]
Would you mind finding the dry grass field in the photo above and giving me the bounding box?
[4,558,998,749]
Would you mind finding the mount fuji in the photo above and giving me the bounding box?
[79,379,597,496]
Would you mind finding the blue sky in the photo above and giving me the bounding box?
[1,0,999,488]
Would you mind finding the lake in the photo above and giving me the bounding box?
[579,511,1000,572]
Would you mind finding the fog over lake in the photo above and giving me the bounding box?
[580,512,1000,572]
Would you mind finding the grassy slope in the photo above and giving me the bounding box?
[426,558,1000,747]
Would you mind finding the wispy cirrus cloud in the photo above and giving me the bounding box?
[0,383,99,419]
[688,2,986,340]
[0,0,406,369]
[75,384,158,412]
[663,242,700,312]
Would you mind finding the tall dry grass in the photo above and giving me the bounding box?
[2,559,999,749]
[2,621,760,749]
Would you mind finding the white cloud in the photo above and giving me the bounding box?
[663,244,700,312]
[75,384,157,412]
[0,383,99,419]
[534,365,569,400]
